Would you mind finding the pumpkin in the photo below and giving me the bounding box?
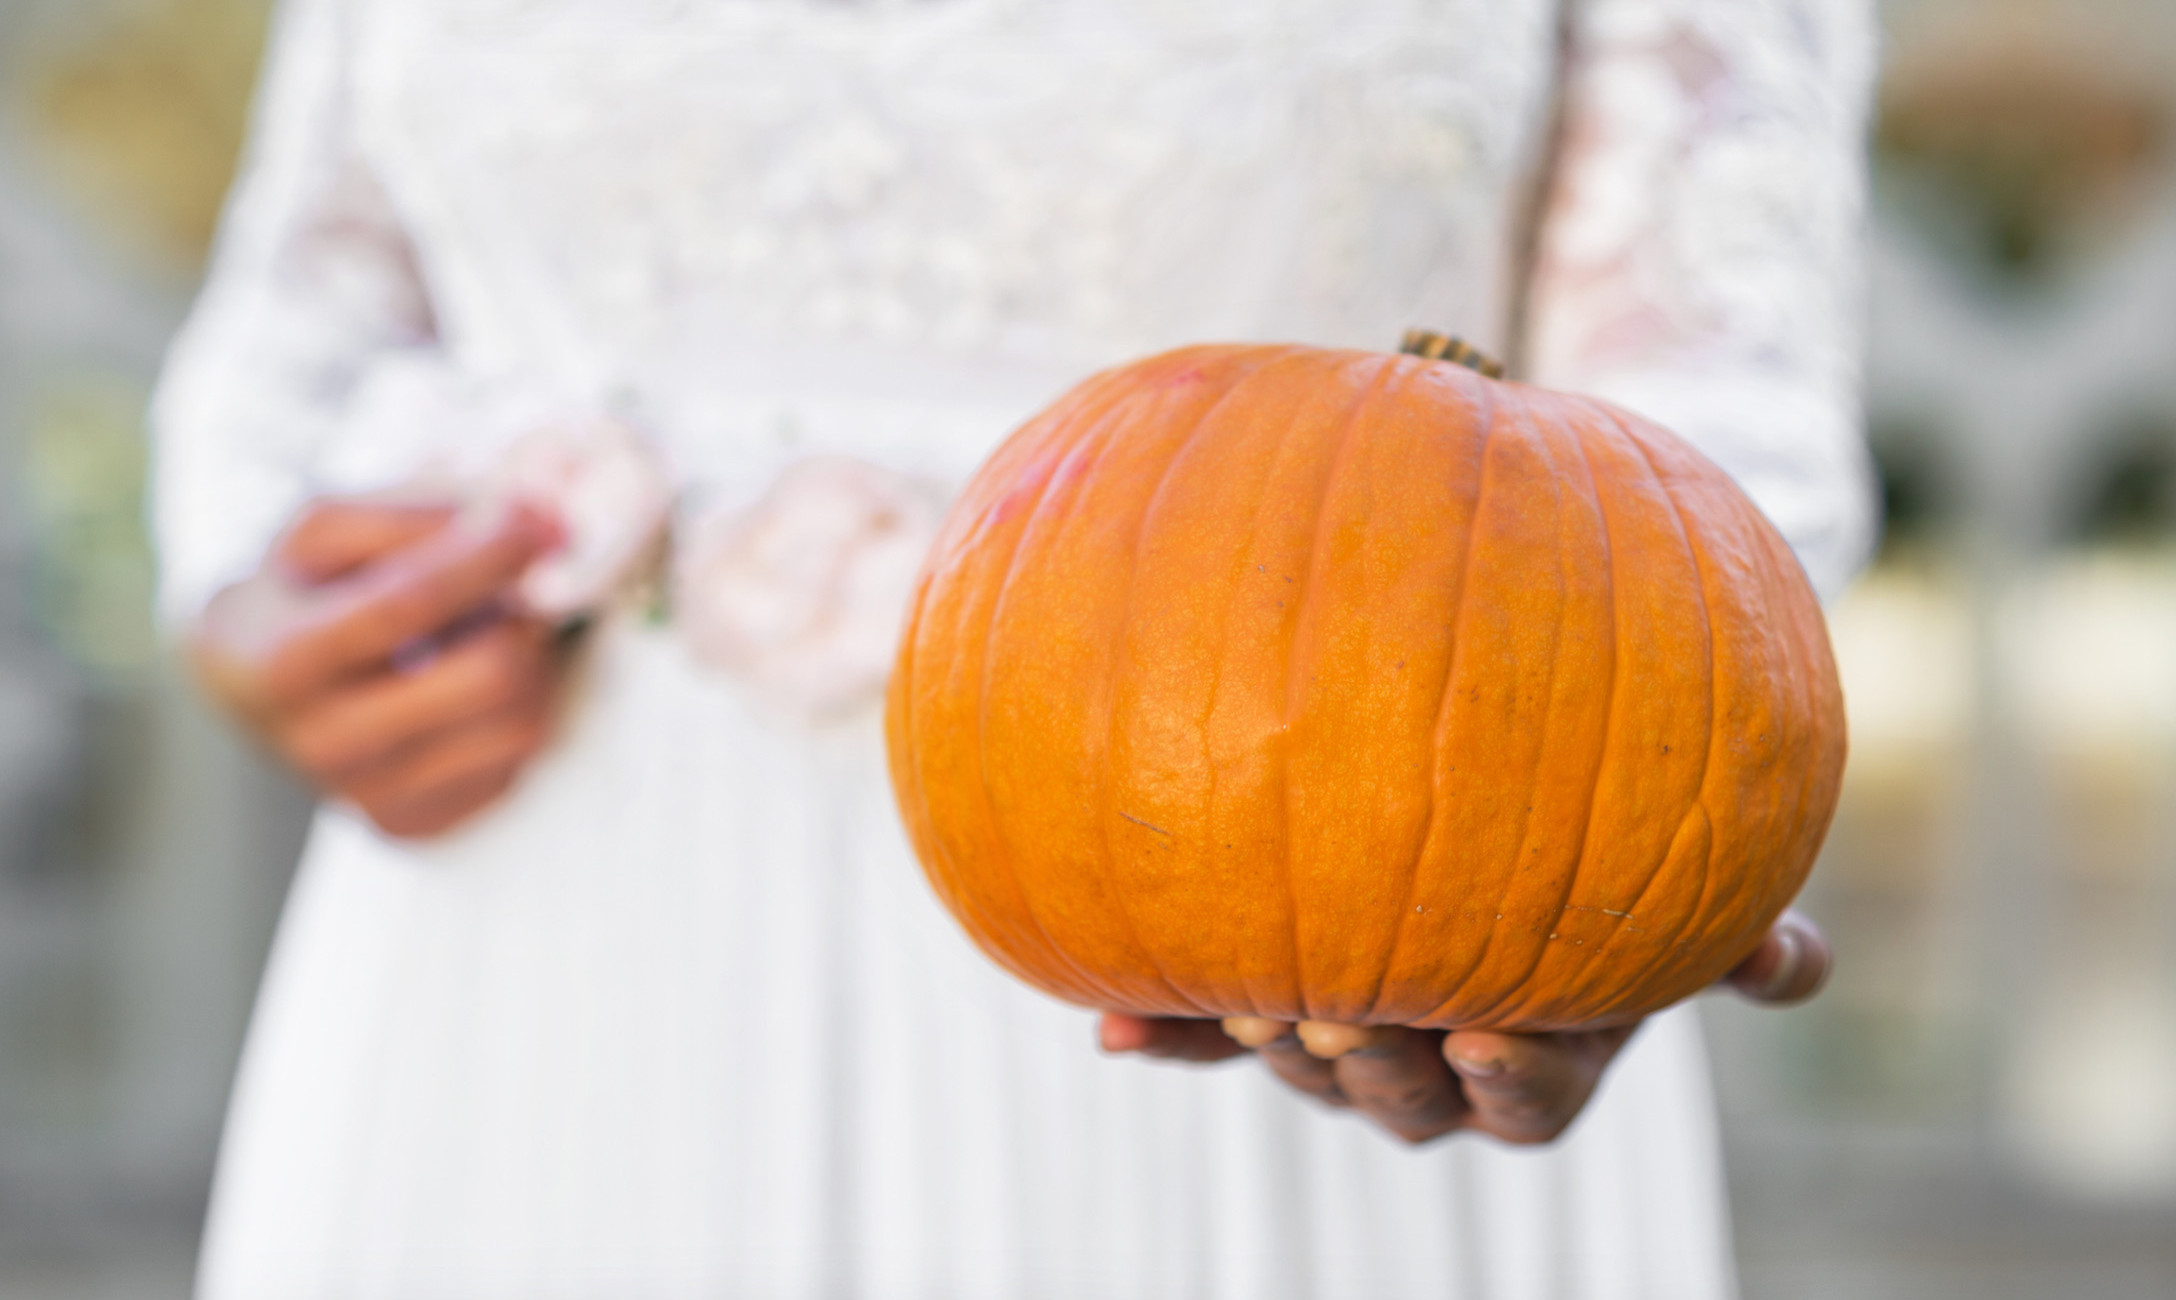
[885,338,1845,1031]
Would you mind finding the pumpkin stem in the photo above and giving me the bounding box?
[1400,329,1506,379]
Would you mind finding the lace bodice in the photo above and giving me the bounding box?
[366,0,1559,371]
[155,0,1878,626]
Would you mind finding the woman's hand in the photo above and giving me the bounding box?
[1100,910,1830,1147]
[189,495,570,839]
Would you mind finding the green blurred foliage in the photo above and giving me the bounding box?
[19,373,158,675]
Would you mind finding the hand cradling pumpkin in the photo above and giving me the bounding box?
[1099,909,1829,1145]
[886,335,1846,1140]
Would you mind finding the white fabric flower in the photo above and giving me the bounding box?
[674,456,941,719]
[472,417,673,619]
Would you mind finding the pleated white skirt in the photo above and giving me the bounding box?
[197,620,1738,1300]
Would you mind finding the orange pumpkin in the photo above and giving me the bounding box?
[885,340,1845,1031]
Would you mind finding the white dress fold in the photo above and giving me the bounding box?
[155,1,1877,1295]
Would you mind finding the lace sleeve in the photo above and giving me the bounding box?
[149,0,441,623]
[1524,0,1880,598]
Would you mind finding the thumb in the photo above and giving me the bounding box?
[1725,910,1831,1005]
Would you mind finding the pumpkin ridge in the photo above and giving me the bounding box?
[1541,405,1709,1018]
[1355,360,1496,1025]
[1546,407,1719,1020]
[1200,351,1339,1018]
[1430,393,1600,1028]
[1587,412,1730,1019]
[1058,383,1231,1013]
[951,465,1090,997]
[1279,352,1401,1022]
[1405,382,1527,1027]
[899,517,1033,991]
[1618,795,1720,1020]
[1410,389,1565,1027]
[899,587,1089,1004]
[1721,498,1821,979]
[1774,510,1842,915]
[970,388,1167,1009]
[1094,362,1300,1017]
[1772,516,1846,928]
[1642,470,1783,1010]
[1647,459,1835,1006]
[1472,392,1626,1026]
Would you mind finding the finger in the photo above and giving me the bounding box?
[357,759,525,841]
[274,496,461,584]
[267,506,559,701]
[342,708,554,835]
[1327,1026,1469,1144]
[281,618,557,782]
[1255,1032,1351,1109]
[1725,910,1831,1005]
[1098,1015,1250,1063]
[1442,1027,1633,1146]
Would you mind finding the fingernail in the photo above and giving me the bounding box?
[1097,1018,1145,1055]
[1296,1022,1377,1060]
[1759,927,1803,1001]
[1447,1052,1506,1079]
[1221,1017,1290,1049]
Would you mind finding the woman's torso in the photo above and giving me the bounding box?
[196,7,1747,1295]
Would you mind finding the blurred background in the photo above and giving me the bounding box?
[1,0,2174,1295]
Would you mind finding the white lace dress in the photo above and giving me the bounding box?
[154,1,1877,1296]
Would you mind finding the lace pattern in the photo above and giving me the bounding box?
[1529,0,1879,594]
